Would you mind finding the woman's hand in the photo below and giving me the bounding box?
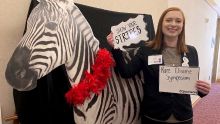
[106,32,114,48]
[196,80,211,95]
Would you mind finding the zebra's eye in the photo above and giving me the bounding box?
[45,21,58,31]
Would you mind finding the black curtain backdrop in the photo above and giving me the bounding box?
[75,3,155,50]
[13,1,155,124]
[75,3,155,78]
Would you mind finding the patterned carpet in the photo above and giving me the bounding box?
[193,83,220,124]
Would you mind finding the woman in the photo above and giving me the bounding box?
[107,7,210,124]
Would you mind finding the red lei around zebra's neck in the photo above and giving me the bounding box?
[65,48,115,106]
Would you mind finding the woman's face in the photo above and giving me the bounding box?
[162,10,184,39]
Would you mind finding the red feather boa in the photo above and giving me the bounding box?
[65,48,115,106]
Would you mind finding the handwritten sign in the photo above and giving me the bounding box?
[159,66,199,95]
[111,15,149,51]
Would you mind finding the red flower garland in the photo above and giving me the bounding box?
[65,48,115,106]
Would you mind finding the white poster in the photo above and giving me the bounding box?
[159,66,199,95]
[111,15,149,51]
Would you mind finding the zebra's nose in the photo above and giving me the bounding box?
[5,46,38,91]
[15,69,27,79]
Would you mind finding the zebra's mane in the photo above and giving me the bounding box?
[57,0,76,14]
[32,0,76,25]
[38,0,74,2]
[37,0,75,15]
[39,0,75,7]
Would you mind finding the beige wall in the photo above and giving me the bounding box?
[217,19,220,81]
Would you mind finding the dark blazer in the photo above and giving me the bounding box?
[112,45,204,121]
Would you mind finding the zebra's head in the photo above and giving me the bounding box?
[5,0,99,91]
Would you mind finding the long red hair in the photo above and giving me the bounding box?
[147,7,188,53]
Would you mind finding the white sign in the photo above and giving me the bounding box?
[159,66,199,95]
[111,15,149,51]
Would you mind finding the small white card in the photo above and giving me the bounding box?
[111,15,149,51]
[148,55,162,65]
[159,66,199,95]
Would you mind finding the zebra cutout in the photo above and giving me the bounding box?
[5,0,144,123]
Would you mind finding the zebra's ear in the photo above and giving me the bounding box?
[44,21,58,32]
